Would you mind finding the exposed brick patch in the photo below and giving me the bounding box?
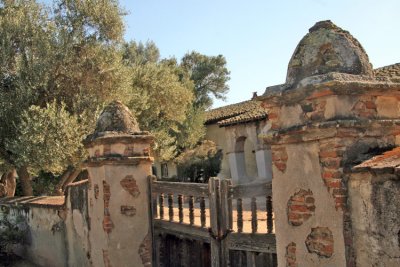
[305,227,334,258]
[103,144,111,156]
[139,232,152,267]
[94,184,99,199]
[120,175,140,198]
[94,149,101,157]
[124,145,134,156]
[285,242,297,267]
[319,141,347,210]
[287,189,315,226]
[306,89,333,100]
[265,106,280,130]
[352,95,377,118]
[304,99,327,121]
[120,205,136,216]
[272,146,288,172]
[143,147,150,156]
[103,249,112,267]
[103,181,113,234]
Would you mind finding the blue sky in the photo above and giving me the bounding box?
[121,0,400,108]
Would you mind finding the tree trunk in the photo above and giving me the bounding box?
[0,169,17,197]
[17,166,33,196]
[54,166,74,195]
[54,164,83,195]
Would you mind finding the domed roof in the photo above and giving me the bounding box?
[94,100,140,134]
[286,20,373,85]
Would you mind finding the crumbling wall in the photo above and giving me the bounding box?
[0,202,68,267]
[64,180,91,266]
[349,172,400,267]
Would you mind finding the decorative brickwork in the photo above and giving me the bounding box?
[272,146,288,172]
[285,242,297,267]
[103,181,113,234]
[120,205,136,217]
[305,227,334,258]
[287,189,315,226]
[139,232,152,267]
[319,141,347,210]
[120,175,140,198]
[103,250,112,267]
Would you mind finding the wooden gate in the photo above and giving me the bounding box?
[149,177,276,267]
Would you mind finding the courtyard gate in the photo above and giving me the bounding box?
[149,177,277,267]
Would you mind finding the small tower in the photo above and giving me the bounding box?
[260,20,400,267]
[83,101,154,267]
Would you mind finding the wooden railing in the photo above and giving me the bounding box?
[150,177,276,267]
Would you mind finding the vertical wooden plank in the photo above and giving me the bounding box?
[246,251,255,267]
[189,196,195,225]
[209,177,220,267]
[159,193,164,220]
[266,196,273,234]
[200,197,206,228]
[168,194,174,222]
[237,198,243,233]
[220,179,232,267]
[251,197,258,233]
[178,194,184,223]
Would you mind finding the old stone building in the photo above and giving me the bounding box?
[259,20,400,267]
[204,98,271,183]
[154,97,272,184]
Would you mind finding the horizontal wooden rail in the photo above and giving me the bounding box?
[227,233,276,253]
[153,220,210,242]
[231,181,272,199]
[152,181,209,197]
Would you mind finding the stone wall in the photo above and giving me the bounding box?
[0,180,90,267]
[349,162,400,266]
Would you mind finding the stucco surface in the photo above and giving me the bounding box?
[349,172,400,267]
[273,142,346,267]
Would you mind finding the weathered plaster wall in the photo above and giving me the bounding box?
[205,123,231,179]
[153,160,178,179]
[272,142,346,267]
[349,172,400,267]
[224,120,271,183]
[89,163,151,266]
[0,181,91,267]
[64,181,91,266]
[0,204,68,267]
[86,141,153,267]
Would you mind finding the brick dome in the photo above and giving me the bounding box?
[286,20,373,85]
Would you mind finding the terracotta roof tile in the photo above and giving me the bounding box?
[353,147,400,172]
[374,63,400,82]
[205,100,267,127]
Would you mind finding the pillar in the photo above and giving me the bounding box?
[83,101,154,267]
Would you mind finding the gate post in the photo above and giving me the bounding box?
[220,179,232,267]
[83,101,154,267]
[209,177,232,267]
[209,177,221,267]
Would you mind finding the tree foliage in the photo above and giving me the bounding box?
[0,0,128,195]
[175,140,222,183]
[0,0,230,195]
[181,51,230,109]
